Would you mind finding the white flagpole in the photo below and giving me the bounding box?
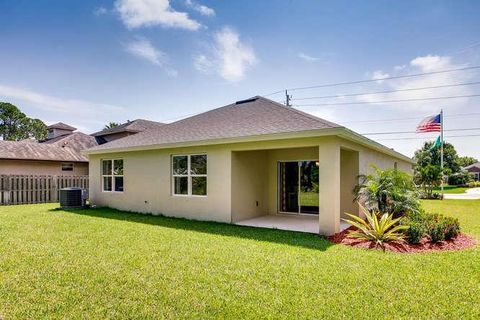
[440,109,444,199]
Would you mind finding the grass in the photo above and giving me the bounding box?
[0,201,479,319]
[299,191,319,207]
[432,185,472,194]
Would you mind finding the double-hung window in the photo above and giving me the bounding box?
[102,159,124,192]
[172,154,207,196]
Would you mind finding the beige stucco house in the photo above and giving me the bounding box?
[0,123,96,176]
[85,97,413,236]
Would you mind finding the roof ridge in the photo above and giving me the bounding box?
[256,96,343,128]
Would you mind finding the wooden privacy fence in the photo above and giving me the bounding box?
[0,175,89,205]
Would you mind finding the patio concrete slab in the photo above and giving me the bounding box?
[236,215,319,233]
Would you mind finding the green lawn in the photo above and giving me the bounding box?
[1,201,479,319]
[432,185,472,194]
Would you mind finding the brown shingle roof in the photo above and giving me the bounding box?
[87,96,342,152]
[0,132,98,162]
[92,119,165,137]
[47,122,77,131]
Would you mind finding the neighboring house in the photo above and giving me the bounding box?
[0,123,97,175]
[0,120,163,176]
[92,119,165,144]
[464,162,480,181]
[85,96,414,236]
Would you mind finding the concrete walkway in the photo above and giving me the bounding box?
[443,187,480,200]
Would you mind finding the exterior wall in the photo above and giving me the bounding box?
[340,149,359,219]
[231,150,268,222]
[89,145,232,223]
[47,128,73,139]
[88,135,413,235]
[0,159,88,175]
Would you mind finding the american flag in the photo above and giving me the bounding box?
[416,114,442,133]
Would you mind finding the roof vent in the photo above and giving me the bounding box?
[235,97,259,105]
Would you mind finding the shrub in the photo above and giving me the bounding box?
[419,192,442,200]
[342,204,409,251]
[467,181,480,188]
[402,210,461,243]
[447,172,471,186]
[444,217,460,240]
[428,221,446,242]
[405,221,426,244]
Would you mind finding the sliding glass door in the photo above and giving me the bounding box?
[278,161,319,215]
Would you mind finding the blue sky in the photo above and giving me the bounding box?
[1,0,480,158]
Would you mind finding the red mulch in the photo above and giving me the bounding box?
[328,227,476,253]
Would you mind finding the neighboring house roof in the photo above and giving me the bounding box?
[0,132,98,162]
[464,162,480,172]
[91,119,165,137]
[85,96,413,163]
[47,122,77,131]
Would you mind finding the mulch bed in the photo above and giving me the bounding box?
[328,227,476,253]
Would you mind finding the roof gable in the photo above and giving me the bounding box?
[47,122,77,131]
[92,119,165,137]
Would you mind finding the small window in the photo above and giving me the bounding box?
[61,163,74,172]
[102,159,124,192]
[172,154,207,196]
[394,162,398,170]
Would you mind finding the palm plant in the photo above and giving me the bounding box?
[354,165,420,217]
[342,204,409,251]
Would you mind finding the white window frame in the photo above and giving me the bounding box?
[172,154,207,197]
[101,159,124,193]
[61,162,74,172]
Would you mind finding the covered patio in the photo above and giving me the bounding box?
[230,144,359,235]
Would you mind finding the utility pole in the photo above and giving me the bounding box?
[285,90,292,107]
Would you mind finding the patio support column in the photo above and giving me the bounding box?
[318,142,341,236]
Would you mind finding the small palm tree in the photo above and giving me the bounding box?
[354,165,420,217]
[342,204,409,251]
[104,122,120,130]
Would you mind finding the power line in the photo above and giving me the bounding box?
[339,112,480,124]
[374,134,480,141]
[262,65,480,96]
[295,93,480,107]
[362,127,480,136]
[291,81,480,101]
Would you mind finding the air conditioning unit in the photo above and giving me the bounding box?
[59,187,87,208]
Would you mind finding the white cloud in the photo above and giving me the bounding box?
[298,52,319,62]
[124,38,178,76]
[194,27,257,82]
[115,0,201,30]
[185,0,215,17]
[93,6,109,16]
[0,84,125,117]
[193,54,214,73]
[359,55,474,112]
[371,70,390,83]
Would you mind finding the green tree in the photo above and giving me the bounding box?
[414,141,460,176]
[104,122,120,130]
[0,102,47,140]
[28,118,47,140]
[414,164,442,197]
[457,156,478,168]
